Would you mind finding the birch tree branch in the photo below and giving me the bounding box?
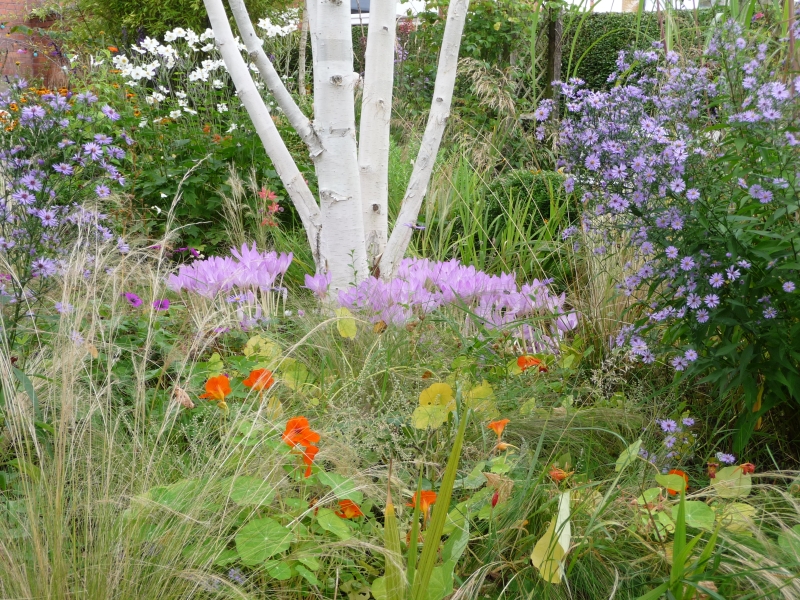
[358,0,397,269]
[204,0,324,268]
[378,0,470,279]
[228,0,324,158]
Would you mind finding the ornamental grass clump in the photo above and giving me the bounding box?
[557,21,800,449]
[0,79,130,355]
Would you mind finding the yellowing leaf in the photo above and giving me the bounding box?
[207,352,224,376]
[411,405,449,430]
[718,502,756,532]
[419,383,455,411]
[507,358,523,375]
[712,465,752,498]
[464,380,498,418]
[279,358,313,390]
[520,397,537,415]
[615,439,642,472]
[244,335,281,365]
[531,519,566,584]
[335,307,357,339]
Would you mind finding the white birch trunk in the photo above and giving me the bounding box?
[204,0,324,267]
[228,0,323,158]
[358,0,397,270]
[307,0,368,290]
[298,9,309,97]
[379,0,470,279]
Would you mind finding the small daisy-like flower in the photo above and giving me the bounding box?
[686,188,700,202]
[783,281,796,293]
[716,452,736,465]
[682,417,695,427]
[726,266,741,281]
[704,294,720,309]
[671,356,689,371]
[665,246,679,259]
[664,435,677,448]
[680,256,695,271]
[95,184,111,198]
[684,349,698,361]
[696,309,709,323]
[709,273,724,288]
[659,419,678,433]
[763,307,777,319]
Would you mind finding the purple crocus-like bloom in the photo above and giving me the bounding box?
[123,292,143,307]
[95,184,111,198]
[716,452,736,465]
[709,273,725,288]
[783,281,796,293]
[304,272,332,298]
[101,105,121,121]
[53,163,74,175]
[153,299,170,311]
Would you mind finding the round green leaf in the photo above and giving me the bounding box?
[317,471,364,503]
[235,517,292,566]
[264,559,293,580]
[226,476,276,507]
[316,508,351,540]
[672,501,715,531]
[411,405,448,430]
[778,524,800,557]
[712,466,752,498]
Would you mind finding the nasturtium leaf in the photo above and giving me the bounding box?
[458,461,488,489]
[411,405,449,430]
[279,358,313,390]
[264,559,293,580]
[296,555,321,571]
[443,500,469,535]
[243,335,281,365]
[464,380,496,415]
[148,477,210,513]
[335,307,357,339]
[637,487,663,505]
[213,548,239,567]
[778,524,800,557]
[295,564,321,586]
[490,454,512,474]
[531,519,566,584]
[615,439,642,472]
[442,522,470,564]
[235,517,292,566]
[225,476,276,507]
[656,473,687,494]
[419,383,455,411]
[371,576,387,600]
[712,465,752,498]
[317,471,364,503]
[519,397,537,415]
[718,502,756,532]
[181,538,230,566]
[206,352,224,376]
[673,501,715,531]
[425,563,455,600]
[316,508,351,540]
[657,510,675,535]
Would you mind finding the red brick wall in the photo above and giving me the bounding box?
[1,0,52,80]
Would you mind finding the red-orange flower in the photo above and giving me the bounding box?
[739,463,756,474]
[406,490,437,514]
[335,499,364,519]
[548,467,573,482]
[666,469,689,495]
[108,46,119,52]
[518,355,547,373]
[487,418,510,438]
[243,368,275,392]
[282,416,321,448]
[199,375,231,401]
[300,444,319,478]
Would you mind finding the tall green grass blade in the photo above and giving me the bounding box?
[383,463,406,600]
[410,409,470,600]
[406,470,424,587]
[670,488,687,588]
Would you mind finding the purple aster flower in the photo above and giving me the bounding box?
[585,154,601,170]
[32,257,57,277]
[783,281,796,293]
[671,356,689,371]
[709,273,725,288]
[659,419,678,433]
[55,302,73,314]
[40,210,58,227]
[684,349,698,361]
[20,173,43,191]
[704,294,720,309]
[726,266,741,281]
[682,417,695,427]
[664,435,677,448]
[95,184,111,198]
[696,309,709,323]
[12,189,36,205]
[94,133,113,145]
[564,177,575,193]
[53,163,74,175]
[153,299,170,311]
[70,330,85,346]
[117,238,130,253]
[665,246,679,259]
[686,188,700,202]
[669,178,686,193]
[122,292,142,307]
[101,105,121,121]
[716,452,736,465]
[763,307,777,319]
[687,293,702,309]
[83,142,103,160]
[680,256,695,271]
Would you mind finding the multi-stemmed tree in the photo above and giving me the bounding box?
[203,0,470,291]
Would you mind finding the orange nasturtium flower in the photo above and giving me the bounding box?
[666,469,689,495]
[243,368,275,392]
[407,490,437,514]
[739,463,756,475]
[335,499,364,519]
[518,355,548,373]
[282,416,321,448]
[299,444,319,478]
[487,418,510,438]
[199,375,231,401]
[548,467,574,483]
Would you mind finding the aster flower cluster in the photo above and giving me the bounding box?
[638,414,699,472]
[0,79,130,343]
[557,22,799,433]
[330,258,578,351]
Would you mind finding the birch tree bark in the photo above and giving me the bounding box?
[228,0,323,158]
[298,8,309,96]
[203,0,323,267]
[358,0,398,269]
[378,0,471,278]
[307,0,369,290]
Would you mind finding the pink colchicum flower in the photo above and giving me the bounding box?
[122,292,143,307]
[153,299,170,310]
